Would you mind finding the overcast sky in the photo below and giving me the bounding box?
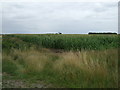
[2,2,118,34]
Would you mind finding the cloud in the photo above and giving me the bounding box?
[0,2,2,33]
[2,2,118,34]
[1,0,119,2]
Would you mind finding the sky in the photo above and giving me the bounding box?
[0,3,2,34]
[1,2,118,34]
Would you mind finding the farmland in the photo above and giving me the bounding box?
[3,34,118,51]
[2,34,119,88]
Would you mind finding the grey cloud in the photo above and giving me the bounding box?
[2,2,118,34]
[0,2,2,33]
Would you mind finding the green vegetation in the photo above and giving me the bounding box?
[3,34,118,51]
[2,34,119,88]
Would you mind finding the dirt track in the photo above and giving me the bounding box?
[2,79,52,88]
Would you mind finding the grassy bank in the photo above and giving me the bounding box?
[2,34,118,88]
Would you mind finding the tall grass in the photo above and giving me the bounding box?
[2,48,118,88]
[52,50,118,87]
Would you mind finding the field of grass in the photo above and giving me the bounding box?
[2,34,119,88]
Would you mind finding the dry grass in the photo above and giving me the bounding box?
[3,48,118,87]
[3,49,117,75]
[53,51,108,78]
[11,49,51,73]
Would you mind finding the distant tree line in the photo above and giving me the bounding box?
[57,32,62,34]
[88,32,117,35]
[46,32,62,34]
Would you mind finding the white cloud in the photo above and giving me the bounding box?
[1,0,119,2]
[2,2,118,34]
[0,2,2,33]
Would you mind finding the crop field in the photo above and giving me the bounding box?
[3,34,118,51]
[2,34,119,88]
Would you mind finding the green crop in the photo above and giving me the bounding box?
[2,34,119,51]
